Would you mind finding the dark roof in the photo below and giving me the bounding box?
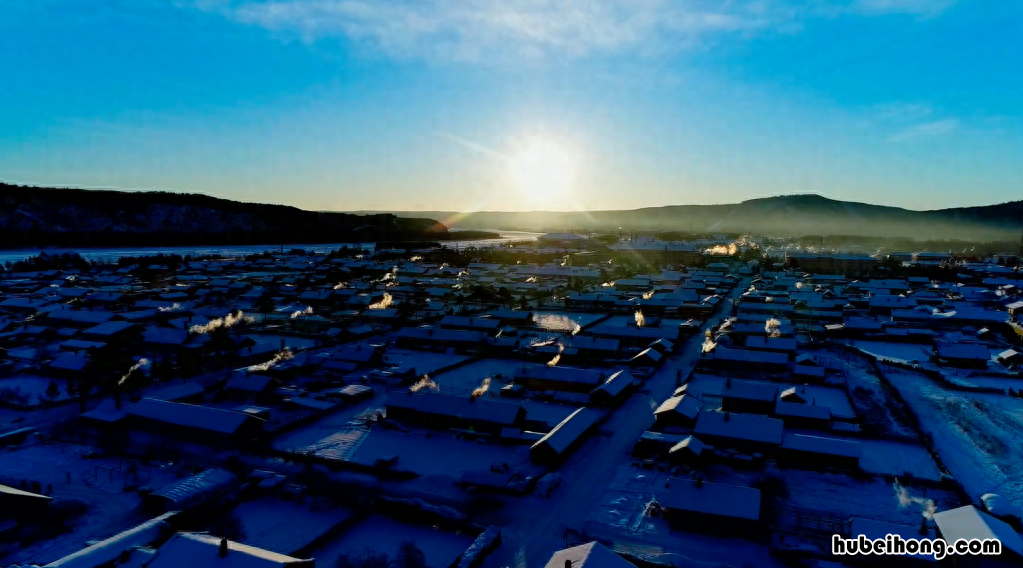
[386,393,524,427]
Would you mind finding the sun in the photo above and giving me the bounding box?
[509,139,575,201]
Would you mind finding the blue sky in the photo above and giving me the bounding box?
[1,0,1021,212]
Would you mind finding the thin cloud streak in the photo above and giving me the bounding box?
[888,118,960,142]
[188,0,958,63]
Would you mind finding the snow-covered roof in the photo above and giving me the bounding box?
[44,513,175,568]
[665,479,761,521]
[515,364,606,387]
[543,542,635,568]
[145,532,313,568]
[934,342,991,361]
[933,505,1023,557]
[781,433,860,459]
[654,395,703,420]
[128,398,259,435]
[150,469,238,510]
[531,407,602,455]
[694,411,784,445]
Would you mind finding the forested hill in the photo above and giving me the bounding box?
[0,184,487,248]
[362,194,1023,240]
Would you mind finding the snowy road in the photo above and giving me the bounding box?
[479,284,745,568]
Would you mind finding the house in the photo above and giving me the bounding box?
[847,518,939,566]
[127,398,265,442]
[720,378,779,414]
[43,513,177,568]
[590,370,633,406]
[333,343,383,367]
[439,315,502,334]
[395,327,486,352]
[934,342,991,369]
[778,433,860,469]
[667,435,707,466]
[542,542,636,568]
[144,532,314,568]
[514,364,607,393]
[743,336,798,356]
[693,410,784,452]
[530,408,603,464]
[773,400,832,430]
[998,349,1022,367]
[385,392,525,434]
[663,479,761,535]
[932,505,1023,565]
[0,483,52,518]
[146,469,239,512]
[653,395,703,429]
[708,348,790,374]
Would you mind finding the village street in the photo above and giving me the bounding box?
[479,283,746,568]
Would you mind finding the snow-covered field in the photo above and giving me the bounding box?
[822,350,918,437]
[708,464,959,526]
[0,442,180,565]
[306,514,474,568]
[857,439,942,481]
[0,374,71,406]
[584,467,786,568]
[883,367,1023,508]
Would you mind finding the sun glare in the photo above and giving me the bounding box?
[509,139,575,201]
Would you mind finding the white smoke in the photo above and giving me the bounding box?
[893,479,936,519]
[291,306,314,319]
[795,282,804,289]
[375,267,398,284]
[765,318,782,338]
[333,282,348,290]
[368,293,393,310]
[547,343,565,367]
[635,310,646,328]
[705,243,738,255]
[471,377,492,399]
[247,347,293,372]
[409,255,423,262]
[158,303,181,312]
[642,290,655,300]
[601,281,615,288]
[190,310,246,334]
[118,358,150,386]
[535,313,581,335]
[701,330,717,353]
[409,375,439,393]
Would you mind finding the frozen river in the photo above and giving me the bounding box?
[0,230,541,265]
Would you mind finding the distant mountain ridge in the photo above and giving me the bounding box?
[0,184,461,248]
[358,194,1023,240]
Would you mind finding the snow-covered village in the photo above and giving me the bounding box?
[1,233,1022,568]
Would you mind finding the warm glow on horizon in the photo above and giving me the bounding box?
[509,138,576,203]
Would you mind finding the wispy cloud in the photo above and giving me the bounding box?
[874,102,934,121]
[187,0,958,63]
[850,0,957,17]
[888,118,960,142]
